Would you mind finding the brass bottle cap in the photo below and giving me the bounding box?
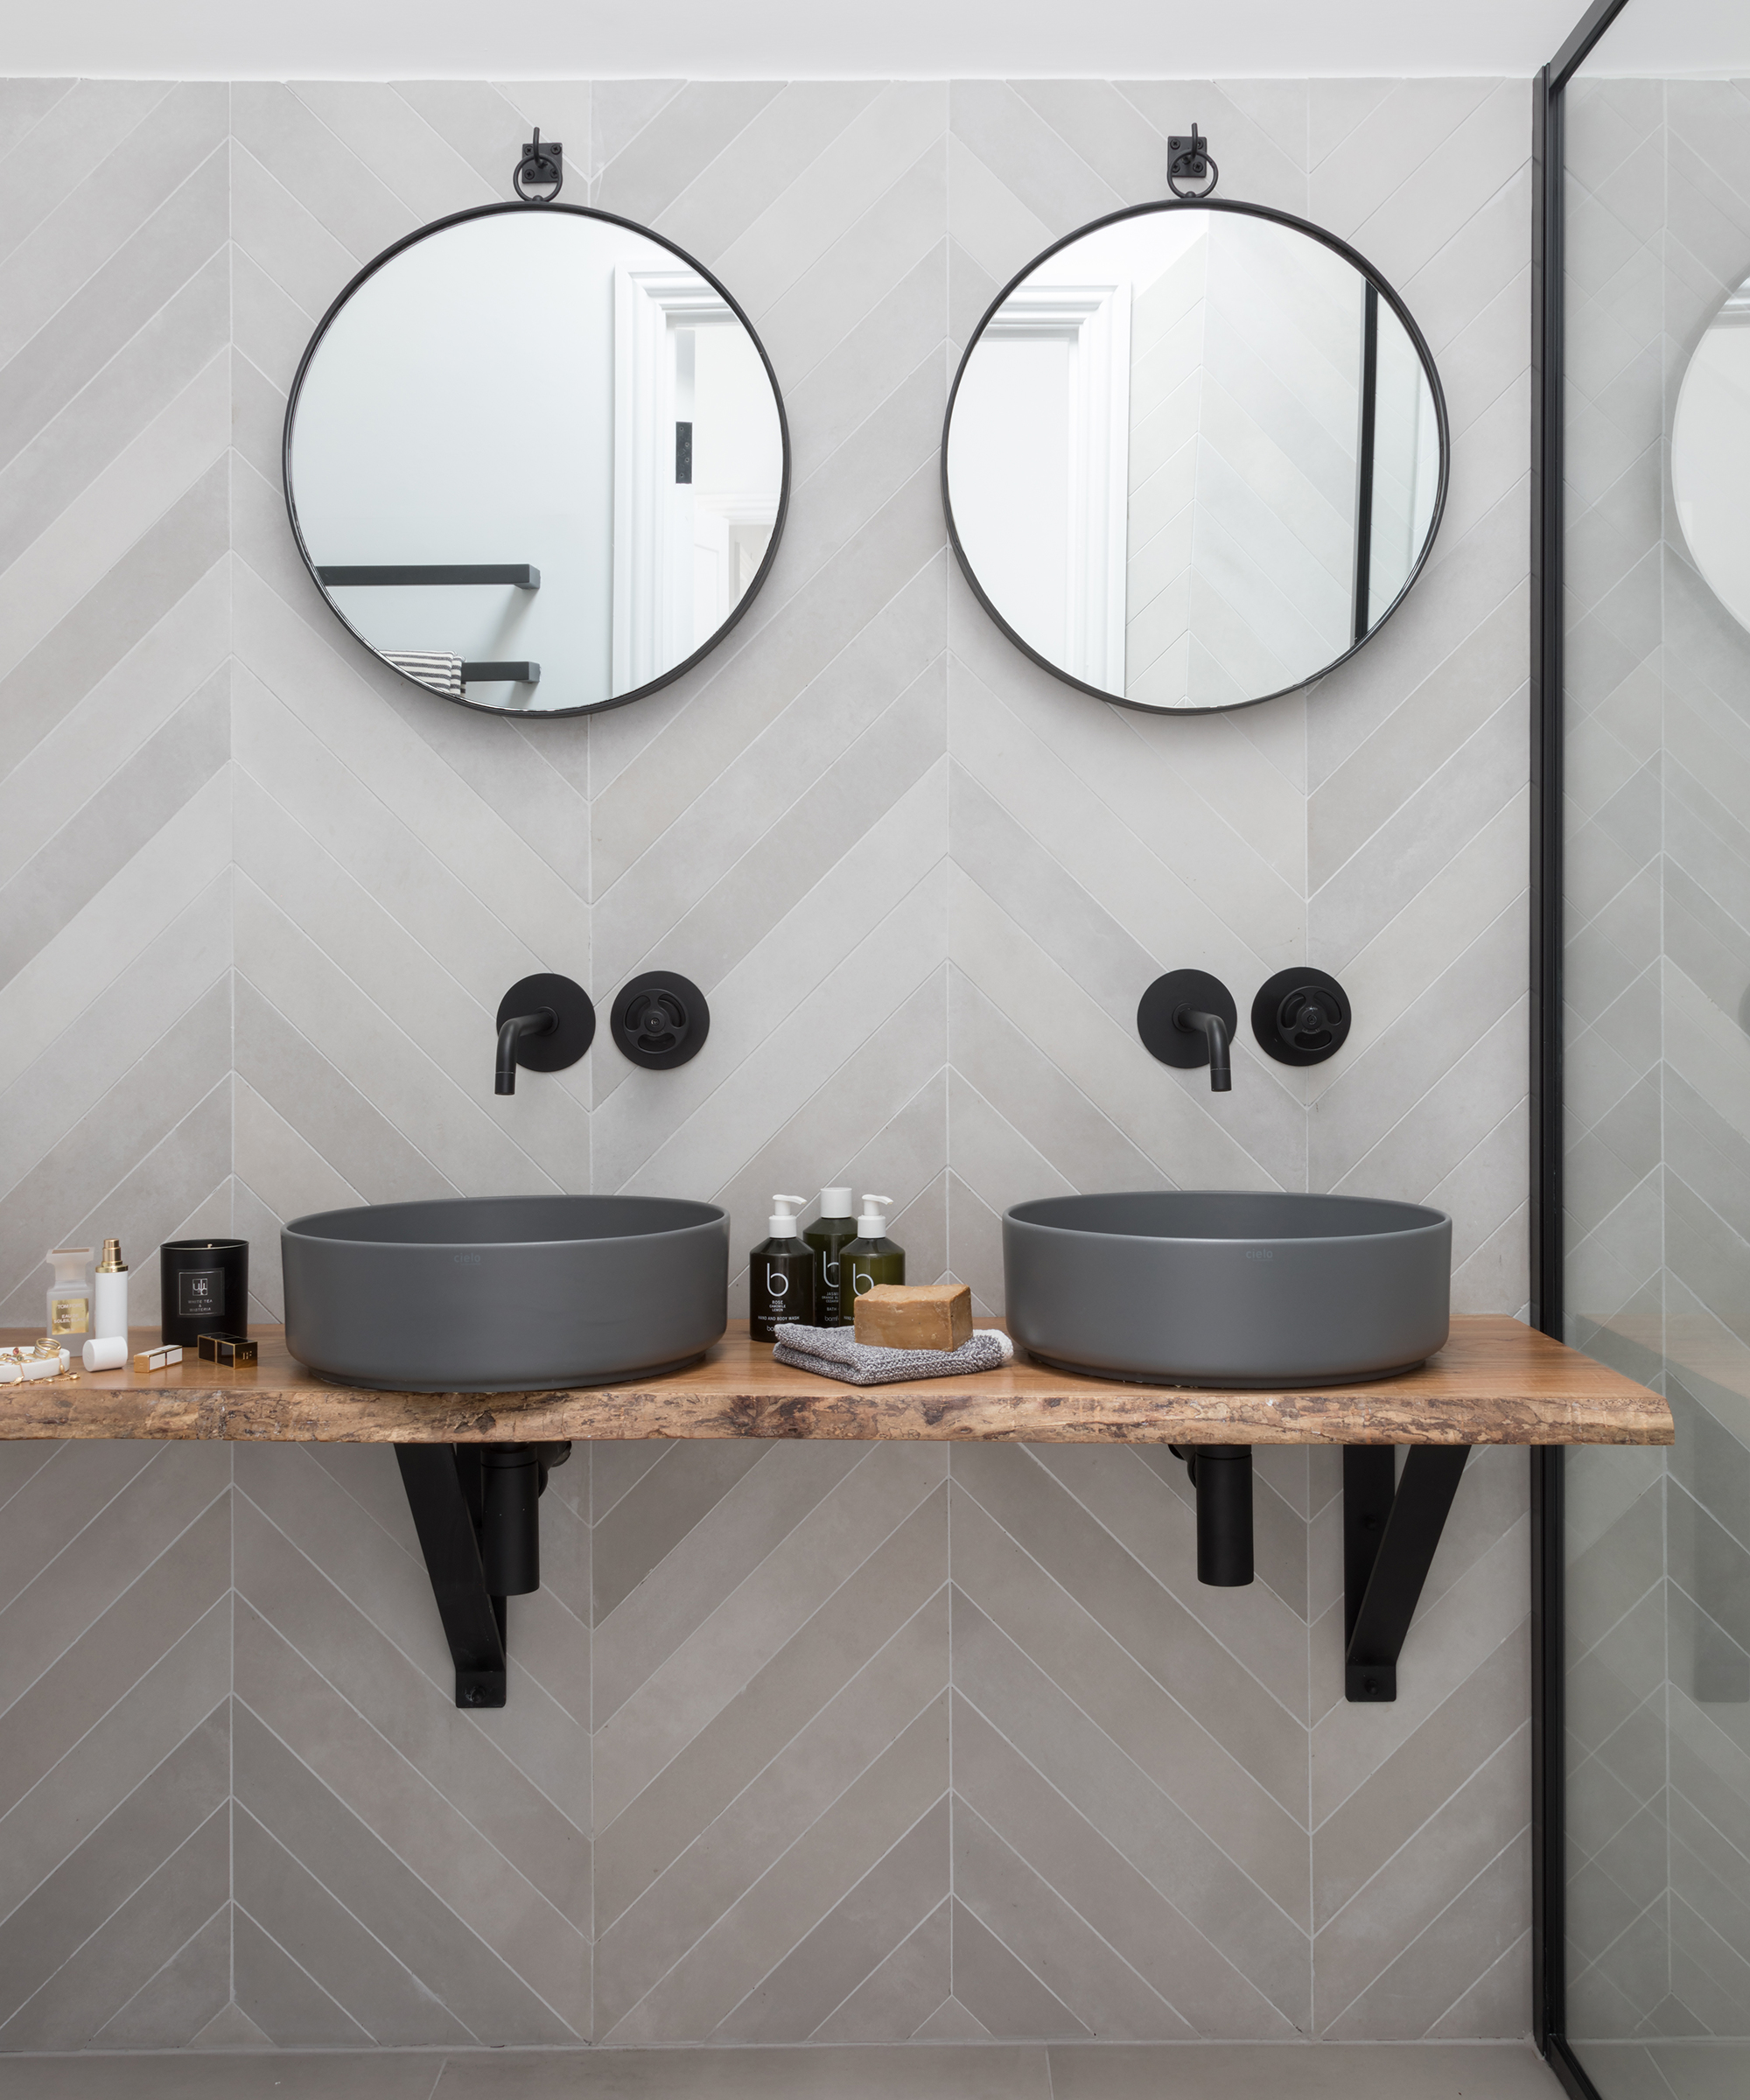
[97,1238,127,1273]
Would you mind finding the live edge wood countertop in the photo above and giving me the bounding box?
[0,1316,1672,1447]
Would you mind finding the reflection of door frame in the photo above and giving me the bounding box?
[985,281,1130,690]
[612,267,735,692]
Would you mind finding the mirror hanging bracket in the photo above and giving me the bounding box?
[513,130,564,202]
[1166,123,1219,200]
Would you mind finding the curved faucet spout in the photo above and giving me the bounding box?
[495,1008,556,1095]
[1174,1005,1232,1092]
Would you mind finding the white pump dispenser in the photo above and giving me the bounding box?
[857,1194,893,1236]
[768,1195,806,1238]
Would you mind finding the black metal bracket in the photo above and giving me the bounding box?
[1344,1445,1470,1701]
[395,1441,570,1707]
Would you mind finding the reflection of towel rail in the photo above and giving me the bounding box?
[462,662,541,684]
[318,564,540,588]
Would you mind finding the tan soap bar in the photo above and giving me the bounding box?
[854,1284,973,1353]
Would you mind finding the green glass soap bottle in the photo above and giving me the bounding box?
[844,1194,904,1315]
[804,1186,859,1327]
[749,1195,816,1343]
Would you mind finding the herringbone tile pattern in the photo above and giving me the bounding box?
[1561,74,1750,2046]
[1,78,1532,2048]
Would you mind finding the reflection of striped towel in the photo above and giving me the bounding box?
[385,651,464,697]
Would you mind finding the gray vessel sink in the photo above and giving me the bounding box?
[282,1194,729,1392]
[1004,1191,1451,1388]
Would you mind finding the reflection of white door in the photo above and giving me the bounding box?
[949,283,1130,689]
[612,267,731,690]
[694,504,729,637]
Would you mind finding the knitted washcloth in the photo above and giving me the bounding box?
[772,1322,1015,1386]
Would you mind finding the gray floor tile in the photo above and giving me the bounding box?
[0,2046,1578,2100]
[1630,2039,1750,2100]
[0,2052,444,2097]
[1046,2041,1563,2099]
[435,2046,1047,2096]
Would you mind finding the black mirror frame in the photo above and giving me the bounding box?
[282,200,792,721]
[942,195,1452,717]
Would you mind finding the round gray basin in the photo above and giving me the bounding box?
[283,1194,728,1392]
[1004,1191,1451,1388]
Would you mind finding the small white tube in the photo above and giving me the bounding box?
[83,1336,129,1371]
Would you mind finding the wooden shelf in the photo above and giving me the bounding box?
[0,1316,1672,1447]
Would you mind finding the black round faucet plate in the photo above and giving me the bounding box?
[613,971,710,1069]
[1250,966,1351,1066]
[1138,970,1236,1069]
[497,973,595,1071]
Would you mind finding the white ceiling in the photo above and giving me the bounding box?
[0,0,1704,83]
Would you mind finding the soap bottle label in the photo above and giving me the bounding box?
[804,1222,858,1326]
[847,1248,906,1304]
[752,1246,817,1343]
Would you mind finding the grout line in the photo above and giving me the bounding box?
[806,1894,950,2040]
[711,1789,950,2041]
[598,1566,947,1929]
[0,1651,228,1910]
[950,1584,1312,1947]
[1315,1718,1530,1937]
[88,1896,228,2043]
[601,1697,948,2041]
[1316,1822,1528,2036]
[232,1488,592,1839]
[955,1679,1297,2026]
[608,857,948,1208]
[2,1795,228,2032]
[230,1718,582,2040]
[229,1886,396,2047]
[0,1470,228,1707]
[1032,1442,1309,1708]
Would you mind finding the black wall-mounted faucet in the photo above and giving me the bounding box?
[1175,1006,1231,1091]
[494,973,595,1095]
[495,1008,556,1095]
[1138,970,1239,1093]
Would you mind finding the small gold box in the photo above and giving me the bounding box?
[197,1333,258,1366]
[853,1284,974,1353]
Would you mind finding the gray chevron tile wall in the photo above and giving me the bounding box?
[1560,74,1750,2050]
[0,77,1533,2048]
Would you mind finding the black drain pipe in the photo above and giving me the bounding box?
[1172,1444,1255,1586]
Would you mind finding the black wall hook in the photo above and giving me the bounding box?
[1167,123,1219,200]
[513,130,564,202]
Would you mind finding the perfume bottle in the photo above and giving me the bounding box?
[94,1238,130,1342]
[46,1247,91,1346]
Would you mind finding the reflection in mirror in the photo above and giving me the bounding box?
[944,203,1445,712]
[1673,271,1750,636]
[286,207,787,716]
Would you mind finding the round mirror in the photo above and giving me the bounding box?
[284,204,788,717]
[943,200,1447,713]
[1673,270,1750,636]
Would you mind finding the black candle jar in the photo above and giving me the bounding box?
[160,1239,250,1346]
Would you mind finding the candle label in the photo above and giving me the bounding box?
[178,1269,225,1320]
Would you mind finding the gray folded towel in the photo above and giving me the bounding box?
[773,1322,1015,1386]
[385,650,465,697]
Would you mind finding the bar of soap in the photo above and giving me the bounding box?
[854,1284,973,1353]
